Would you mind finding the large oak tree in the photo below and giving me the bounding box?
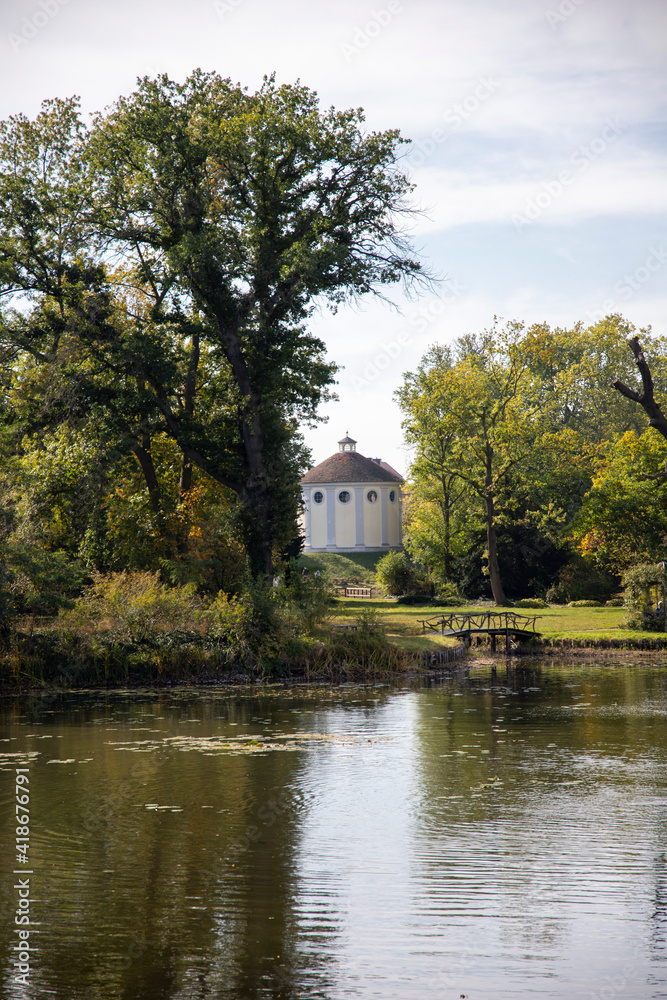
[0,72,426,576]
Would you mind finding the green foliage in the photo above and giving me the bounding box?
[568,600,603,607]
[5,543,86,615]
[354,605,383,635]
[301,551,382,588]
[435,580,467,604]
[205,592,252,650]
[397,316,667,604]
[546,554,618,604]
[200,568,335,673]
[514,598,549,608]
[0,73,427,579]
[574,431,667,574]
[277,561,335,631]
[376,551,422,595]
[61,571,201,643]
[621,563,666,630]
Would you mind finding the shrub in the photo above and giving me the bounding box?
[434,581,466,606]
[568,599,603,607]
[622,563,666,630]
[376,551,421,596]
[514,598,549,609]
[429,595,467,607]
[551,556,618,603]
[205,592,252,651]
[7,543,87,615]
[545,585,567,604]
[61,571,201,643]
[355,605,382,635]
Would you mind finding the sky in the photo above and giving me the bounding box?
[1,0,666,475]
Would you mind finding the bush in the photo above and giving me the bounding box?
[205,591,252,651]
[355,605,382,635]
[514,598,549,609]
[433,581,466,606]
[622,563,666,630]
[551,556,618,603]
[376,551,422,596]
[545,585,567,604]
[6,543,87,615]
[568,599,603,607]
[61,571,201,643]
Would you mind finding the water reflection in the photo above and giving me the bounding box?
[0,666,666,998]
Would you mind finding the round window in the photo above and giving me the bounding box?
[366,489,378,503]
[389,490,396,502]
[313,490,324,504]
[338,490,351,504]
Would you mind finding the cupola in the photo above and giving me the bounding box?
[338,433,357,453]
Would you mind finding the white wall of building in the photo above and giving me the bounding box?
[303,482,402,552]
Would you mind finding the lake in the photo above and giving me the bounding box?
[1,658,667,999]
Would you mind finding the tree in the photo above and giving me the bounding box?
[398,323,542,605]
[396,345,471,585]
[398,316,667,601]
[0,73,427,577]
[574,431,667,574]
[612,334,667,440]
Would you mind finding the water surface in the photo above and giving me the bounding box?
[1,659,667,999]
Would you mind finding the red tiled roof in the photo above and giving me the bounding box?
[374,459,403,480]
[301,451,403,484]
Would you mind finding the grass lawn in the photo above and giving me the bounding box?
[329,598,667,648]
[301,552,385,587]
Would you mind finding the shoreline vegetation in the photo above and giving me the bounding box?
[3,589,667,694]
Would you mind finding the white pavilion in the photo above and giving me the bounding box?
[300,435,403,552]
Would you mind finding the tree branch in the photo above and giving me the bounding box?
[612,336,667,439]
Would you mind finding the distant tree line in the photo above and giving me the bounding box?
[396,315,667,604]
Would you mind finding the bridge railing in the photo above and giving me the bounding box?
[419,611,542,635]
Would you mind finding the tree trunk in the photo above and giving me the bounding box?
[132,434,164,519]
[439,474,451,581]
[175,331,199,555]
[176,457,193,555]
[484,441,509,605]
[132,433,174,553]
[216,317,274,579]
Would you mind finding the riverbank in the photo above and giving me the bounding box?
[3,597,667,693]
[333,598,667,649]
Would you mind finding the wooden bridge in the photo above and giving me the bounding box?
[419,611,542,653]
